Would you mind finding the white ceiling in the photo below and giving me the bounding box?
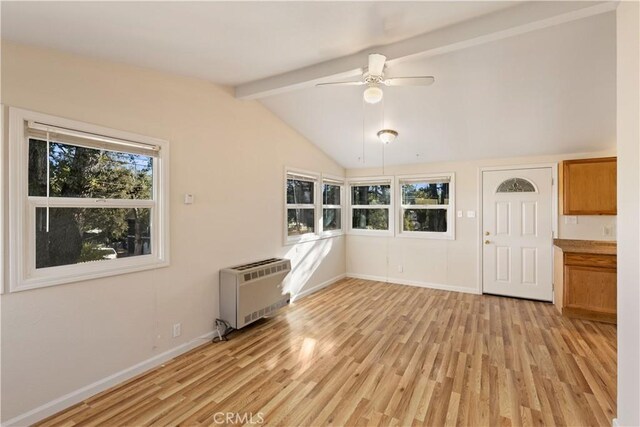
[1,1,616,169]
[1,1,517,86]
[262,12,616,168]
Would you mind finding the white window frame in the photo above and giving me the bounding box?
[284,168,320,244]
[8,107,170,292]
[321,174,345,238]
[396,173,455,240]
[1,104,5,294]
[347,176,395,236]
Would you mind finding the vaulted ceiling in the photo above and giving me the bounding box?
[1,1,518,85]
[2,1,617,168]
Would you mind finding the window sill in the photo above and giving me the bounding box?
[396,231,455,240]
[12,258,170,292]
[347,229,394,237]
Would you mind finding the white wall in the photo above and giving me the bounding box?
[346,151,616,292]
[0,42,346,423]
[616,2,640,426]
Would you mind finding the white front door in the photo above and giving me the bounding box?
[482,168,553,301]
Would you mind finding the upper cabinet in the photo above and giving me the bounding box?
[561,157,617,215]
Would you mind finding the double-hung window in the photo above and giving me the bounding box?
[322,177,344,236]
[398,174,455,239]
[348,179,393,235]
[9,108,169,291]
[285,171,318,242]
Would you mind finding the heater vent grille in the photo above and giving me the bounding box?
[220,258,292,330]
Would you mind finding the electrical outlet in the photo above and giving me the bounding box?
[397,265,403,273]
[172,323,182,338]
[603,225,613,237]
[564,216,578,225]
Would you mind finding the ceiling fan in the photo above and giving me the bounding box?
[316,53,435,104]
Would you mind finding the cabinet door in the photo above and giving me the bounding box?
[563,157,616,215]
[563,264,617,323]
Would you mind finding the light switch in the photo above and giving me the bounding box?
[564,216,578,225]
[466,210,476,218]
[184,193,194,205]
[457,210,463,218]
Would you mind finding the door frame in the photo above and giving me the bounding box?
[477,163,559,297]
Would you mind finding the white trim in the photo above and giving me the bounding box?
[612,418,619,427]
[395,172,456,240]
[11,108,166,147]
[27,120,161,153]
[1,330,215,427]
[477,163,558,296]
[290,273,346,302]
[8,107,170,292]
[1,105,5,294]
[346,273,480,295]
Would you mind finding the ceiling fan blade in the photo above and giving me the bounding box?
[368,53,386,76]
[316,81,365,87]
[383,76,435,86]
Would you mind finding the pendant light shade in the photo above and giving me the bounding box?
[377,129,398,144]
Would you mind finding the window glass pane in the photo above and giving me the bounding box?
[35,207,151,269]
[402,182,449,205]
[496,178,536,193]
[28,139,153,199]
[351,185,390,205]
[29,139,48,197]
[403,208,448,232]
[352,208,389,230]
[323,184,341,205]
[286,179,314,204]
[287,208,315,236]
[323,208,341,231]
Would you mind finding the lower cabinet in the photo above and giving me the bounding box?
[562,253,617,323]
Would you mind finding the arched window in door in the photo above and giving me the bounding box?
[496,177,536,193]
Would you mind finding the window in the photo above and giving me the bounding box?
[348,179,393,235]
[286,171,318,241]
[284,169,345,243]
[9,108,169,291]
[322,177,344,236]
[398,174,455,239]
[496,178,536,193]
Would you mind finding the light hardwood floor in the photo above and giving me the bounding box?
[38,278,617,426]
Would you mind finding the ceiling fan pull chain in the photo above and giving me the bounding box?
[361,96,366,164]
[381,97,385,175]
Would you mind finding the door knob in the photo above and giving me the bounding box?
[485,231,490,236]
[484,240,491,244]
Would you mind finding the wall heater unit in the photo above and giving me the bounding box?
[220,258,291,329]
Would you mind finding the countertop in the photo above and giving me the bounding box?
[553,239,617,255]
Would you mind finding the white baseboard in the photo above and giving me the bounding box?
[612,418,619,427]
[291,273,346,302]
[2,331,215,427]
[346,273,481,295]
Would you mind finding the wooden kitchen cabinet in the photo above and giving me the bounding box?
[562,157,617,215]
[553,240,617,324]
[563,253,616,323]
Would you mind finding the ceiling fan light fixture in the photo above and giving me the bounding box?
[377,129,398,144]
[363,86,383,104]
